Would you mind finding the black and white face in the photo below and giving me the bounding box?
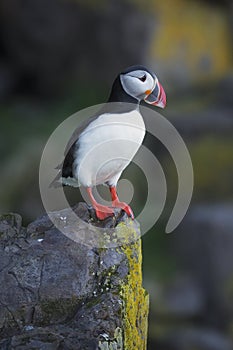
[120,67,166,108]
[120,69,155,99]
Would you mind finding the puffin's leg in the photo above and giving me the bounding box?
[86,187,114,220]
[109,186,134,219]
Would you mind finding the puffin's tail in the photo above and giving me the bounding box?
[49,173,80,188]
[49,172,63,188]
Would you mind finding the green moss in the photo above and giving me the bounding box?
[39,296,80,324]
[85,297,103,309]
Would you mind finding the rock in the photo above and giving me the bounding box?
[0,205,149,349]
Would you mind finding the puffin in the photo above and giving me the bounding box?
[51,65,166,220]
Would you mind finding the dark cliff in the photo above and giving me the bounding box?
[0,204,148,350]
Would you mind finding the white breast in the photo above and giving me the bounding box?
[73,110,145,187]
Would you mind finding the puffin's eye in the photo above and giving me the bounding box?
[138,74,146,82]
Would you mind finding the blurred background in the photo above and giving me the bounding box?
[0,0,233,349]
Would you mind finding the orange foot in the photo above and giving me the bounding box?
[112,200,134,219]
[94,204,114,221]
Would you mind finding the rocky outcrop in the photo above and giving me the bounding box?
[0,204,148,349]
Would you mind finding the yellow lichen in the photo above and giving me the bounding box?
[119,225,149,350]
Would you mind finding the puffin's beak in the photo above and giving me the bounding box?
[144,81,166,109]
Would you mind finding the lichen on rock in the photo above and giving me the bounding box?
[120,231,149,350]
[0,204,149,349]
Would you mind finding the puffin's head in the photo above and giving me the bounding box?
[120,65,166,108]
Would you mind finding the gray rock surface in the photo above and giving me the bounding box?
[0,204,148,349]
